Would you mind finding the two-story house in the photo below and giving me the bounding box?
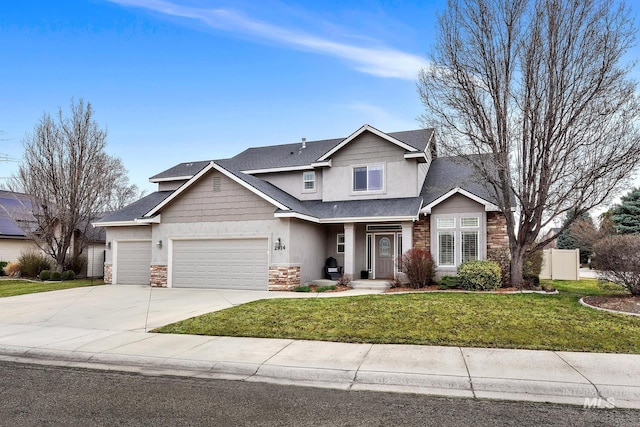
[95,124,509,290]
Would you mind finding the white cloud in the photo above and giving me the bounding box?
[107,0,428,80]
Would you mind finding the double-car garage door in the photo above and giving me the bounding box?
[171,238,268,290]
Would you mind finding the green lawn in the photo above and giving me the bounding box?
[0,279,104,298]
[156,279,640,354]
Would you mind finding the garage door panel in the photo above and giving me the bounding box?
[172,239,268,290]
[116,241,151,285]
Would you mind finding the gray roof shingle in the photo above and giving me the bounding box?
[96,191,174,223]
[287,197,423,220]
[420,155,499,206]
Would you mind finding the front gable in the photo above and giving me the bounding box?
[160,169,278,223]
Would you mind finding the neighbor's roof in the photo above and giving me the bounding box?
[0,190,37,239]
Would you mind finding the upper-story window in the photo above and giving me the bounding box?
[353,165,384,192]
[303,171,315,191]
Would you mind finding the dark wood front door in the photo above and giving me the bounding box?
[374,234,394,279]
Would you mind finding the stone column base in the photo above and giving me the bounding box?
[104,264,112,284]
[268,265,300,291]
[150,265,168,287]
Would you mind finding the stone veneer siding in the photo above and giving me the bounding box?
[412,217,430,252]
[268,265,300,291]
[104,264,112,284]
[487,212,509,251]
[150,265,168,287]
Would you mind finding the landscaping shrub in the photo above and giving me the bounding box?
[457,260,501,291]
[487,248,511,287]
[39,270,52,281]
[64,254,87,275]
[49,271,62,281]
[294,285,311,292]
[62,270,75,281]
[17,251,52,278]
[316,285,336,293]
[592,235,640,295]
[401,249,436,289]
[3,262,21,277]
[337,274,352,287]
[488,248,543,287]
[0,261,7,276]
[522,274,540,289]
[524,249,543,277]
[438,275,462,290]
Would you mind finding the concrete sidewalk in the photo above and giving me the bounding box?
[0,286,638,409]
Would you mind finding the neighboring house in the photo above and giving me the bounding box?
[95,124,509,290]
[0,190,106,277]
[0,190,41,262]
[541,227,562,249]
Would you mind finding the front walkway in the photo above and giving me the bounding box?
[0,285,638,409]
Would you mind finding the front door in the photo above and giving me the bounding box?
[374,234,394,279]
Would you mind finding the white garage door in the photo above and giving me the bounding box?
[171,238,268,290]
[115,241,151,285]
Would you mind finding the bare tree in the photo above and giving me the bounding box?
[12,99,139,271]
[419,0,640,286]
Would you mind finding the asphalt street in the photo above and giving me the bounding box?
[1,361,638,427]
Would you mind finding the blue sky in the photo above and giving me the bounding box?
[1,0,638,203]
[0,0,443,193]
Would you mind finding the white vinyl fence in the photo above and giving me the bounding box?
[540,248,580,281]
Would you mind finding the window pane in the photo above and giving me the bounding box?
[337,234,345,253]
[368,165,383,191]
[353,167,367,191]
[366,234,372,271]
[438,232,455,266]
[303,171,315,190]
[461,231,478,262]
[437,217,455,228]
[461,217,479,228]
[397,234,403,272]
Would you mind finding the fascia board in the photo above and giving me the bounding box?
[92,220,149,227]
[241,165,313,174]
[318,215,420,223]
[149,175,193,183]
[274,212,320,223]
[135,215,161,224]
[317,124,418,162]
[421,187,500,213]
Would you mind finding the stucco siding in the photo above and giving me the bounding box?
[322,133,419,201]
[0,239,40,263]
[259,170,323,201]
[289,219,326,284]
[161,171,276,223]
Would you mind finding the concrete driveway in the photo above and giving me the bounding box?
[0,285,292,332]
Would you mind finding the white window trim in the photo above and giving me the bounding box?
[352,164,385,193]
[437,217,456,228]
[460,217,480,228]
[337,233,345,254]
[432,212,487,268]
[302,171,316,193]
[461,230,479,263]
[437,231,456,267]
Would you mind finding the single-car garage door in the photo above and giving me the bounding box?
[171,238,268,290]
[115,241,151,285]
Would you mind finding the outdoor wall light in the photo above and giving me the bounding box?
[156,240,162,249]
[274,237,285,251]
[107,242,111,250]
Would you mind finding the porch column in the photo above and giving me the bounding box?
[401,221,413,256]
[343,223,355,278]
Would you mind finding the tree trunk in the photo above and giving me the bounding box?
[509,247,525,288]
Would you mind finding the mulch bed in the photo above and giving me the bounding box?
[307,284,351,293]
[583,295,640,315]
